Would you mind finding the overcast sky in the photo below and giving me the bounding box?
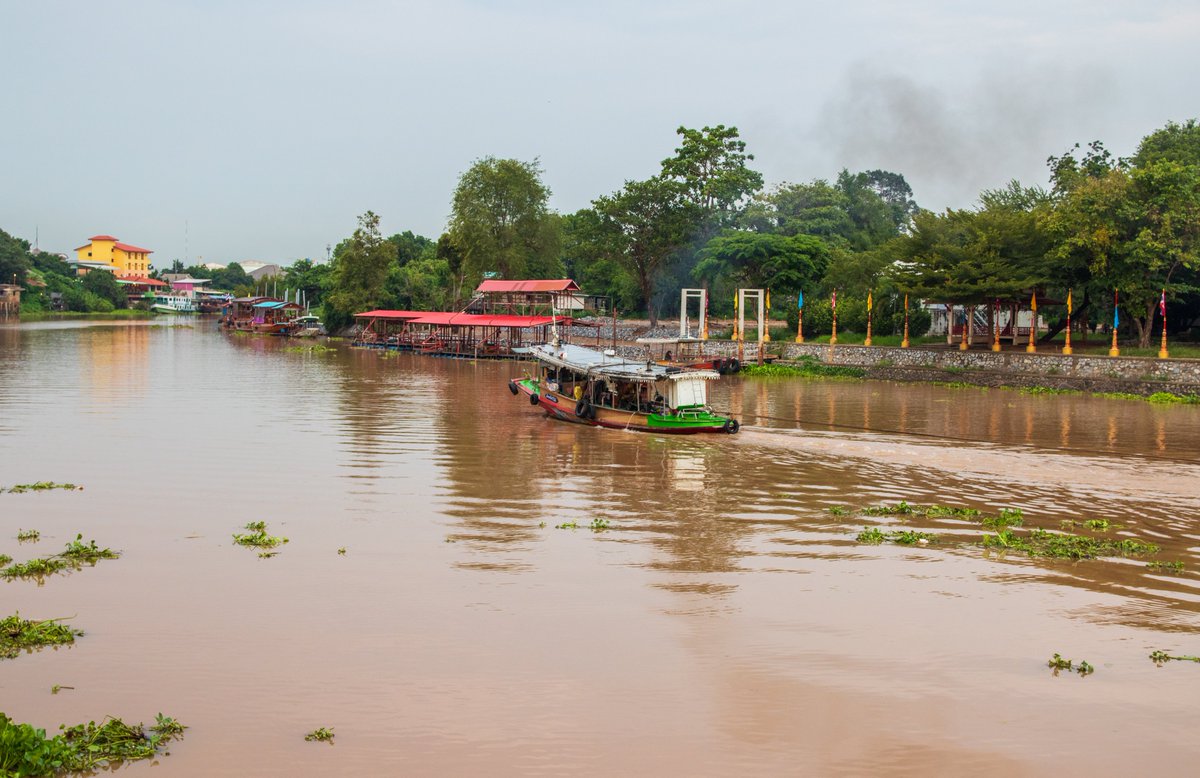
[3,1,1197,266]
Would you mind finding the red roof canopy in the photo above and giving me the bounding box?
[89,234,119,241]
[114,242,153,254]
[354,310,427,320]
[475,279,580,293]
[119,276,167,286]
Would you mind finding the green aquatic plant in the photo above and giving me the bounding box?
[1150,650,1200,665]
[305,727,335,743]
[554,521,579,530]
[337,547,347,555]
[1,557,69,579]
[741,359,865,379]
[589,518,610,532]
[284,344,335,353]
[1,613,82,660]
[16,529,40,542]
[982,508,1024,529]
[862,501,915,516]
[51,684,74,695]
[1048,653,1093,676]
[1084,519,1111,530]
[0,555,9,567]
[4,482,81,494]
[233,522,288,549]
[984,528,1158,560]
[826,506,852,517]
[923,505,981,518]
[856,527,885,545]
[1147,392,1200,404]
[889,530,936,545]
[1146,561,1186,575]
[59,534,118,562]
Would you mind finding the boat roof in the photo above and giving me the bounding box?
[252,301,301,309]
[529,343,720,383]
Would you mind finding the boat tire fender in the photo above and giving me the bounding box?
[508,380,519,396]
[530,392,540,406]
[575,398,591,419]
[724,419,741,434]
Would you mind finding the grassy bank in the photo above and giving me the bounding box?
[19,310,154,322]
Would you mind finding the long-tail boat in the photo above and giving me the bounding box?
[509,342,740,434]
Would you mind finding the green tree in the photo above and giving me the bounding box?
[588,178,699,326]
[660,125,763,226]
[448,157,563,282]
[694,231,828,300]
[324,211,398,332]
[387,231,435,266]
[0,229,33,286]
[283,259,332,308]
[81,269,127,308]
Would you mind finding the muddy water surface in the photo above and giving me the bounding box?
[2,321,1199,776]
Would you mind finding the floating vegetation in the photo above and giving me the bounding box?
[982,508,1024,529]
[1,613,82,660]
[1150,650,1200,665]
[1146,561,1186,575]
[856,527,885,545]
[51,684,74,694]
[856,527,933,546]
[923,505,981,518]
[305,727,335,743]
[17,529,40,542]
[589,518,611,532]
[0,535,119,580]
[1048,653,1094,676]
[233,521,288,549]
[284,343,335,353]
[0,713,188,773]
[258,551,279,559]
[337,547,347,555]
[826,506,852,517]
[862,501,915,516]
[3,482,81,494]
[0,555,9,567]
[554,521,578,530]
[1147,392,1200,404]
[741,359,865,379]
[983,528,1158,560]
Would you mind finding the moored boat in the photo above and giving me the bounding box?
[148,293,198,314]
[509,343,739,434]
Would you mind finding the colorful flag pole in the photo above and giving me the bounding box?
[901,294,910,348]
[732,289,738,342]
[701,289,709,341]
[830,289,838,345]
[795,290,804,344]
[865,290,874,346]
[1109,289,1120,357]
[1026,292,1038,353]
[1158,288,1169,359]
[764,289,772,342]
[1063,289,1073,355]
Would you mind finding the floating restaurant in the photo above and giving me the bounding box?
[353,278,607,359]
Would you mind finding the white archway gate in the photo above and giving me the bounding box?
[679,288,708,340]
[737,288,766,366]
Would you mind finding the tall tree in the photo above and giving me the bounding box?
[694,231,828,298]
[324,211,397,332]
[448,157,562,282]
[588,178,699,326]
[0,229,33,286]
[659,125,764,226]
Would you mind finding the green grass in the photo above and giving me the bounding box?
[19,310,154,322]
[741,358,866,379]
[1118,344,1200,359]
[1,613,82,660]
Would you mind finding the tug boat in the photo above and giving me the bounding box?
[509,343,739,434]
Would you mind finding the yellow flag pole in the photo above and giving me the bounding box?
[1159,290,1169,359]
[901,294,910,348]
[1063,289,1073,355]
[864,290,873,347]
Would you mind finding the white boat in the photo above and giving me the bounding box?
[150,294,198,314]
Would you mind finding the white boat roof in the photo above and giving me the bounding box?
[529,343,719,383]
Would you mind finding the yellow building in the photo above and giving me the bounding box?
[74,234,154,277]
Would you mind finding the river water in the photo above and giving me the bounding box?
[2,320,1198,776]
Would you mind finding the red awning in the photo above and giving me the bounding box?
[354,310,429,320]
[119,276,167,286]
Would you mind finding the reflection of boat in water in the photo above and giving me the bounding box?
[148,294,198,314]
[636,337,775,374]
[510,343,739,434]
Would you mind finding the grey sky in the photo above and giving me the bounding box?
[3,1,1197,266]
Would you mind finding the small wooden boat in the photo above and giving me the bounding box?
[636,337,776,374]
[510,343,739,434]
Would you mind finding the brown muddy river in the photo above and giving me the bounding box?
[2,320,1199,776]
